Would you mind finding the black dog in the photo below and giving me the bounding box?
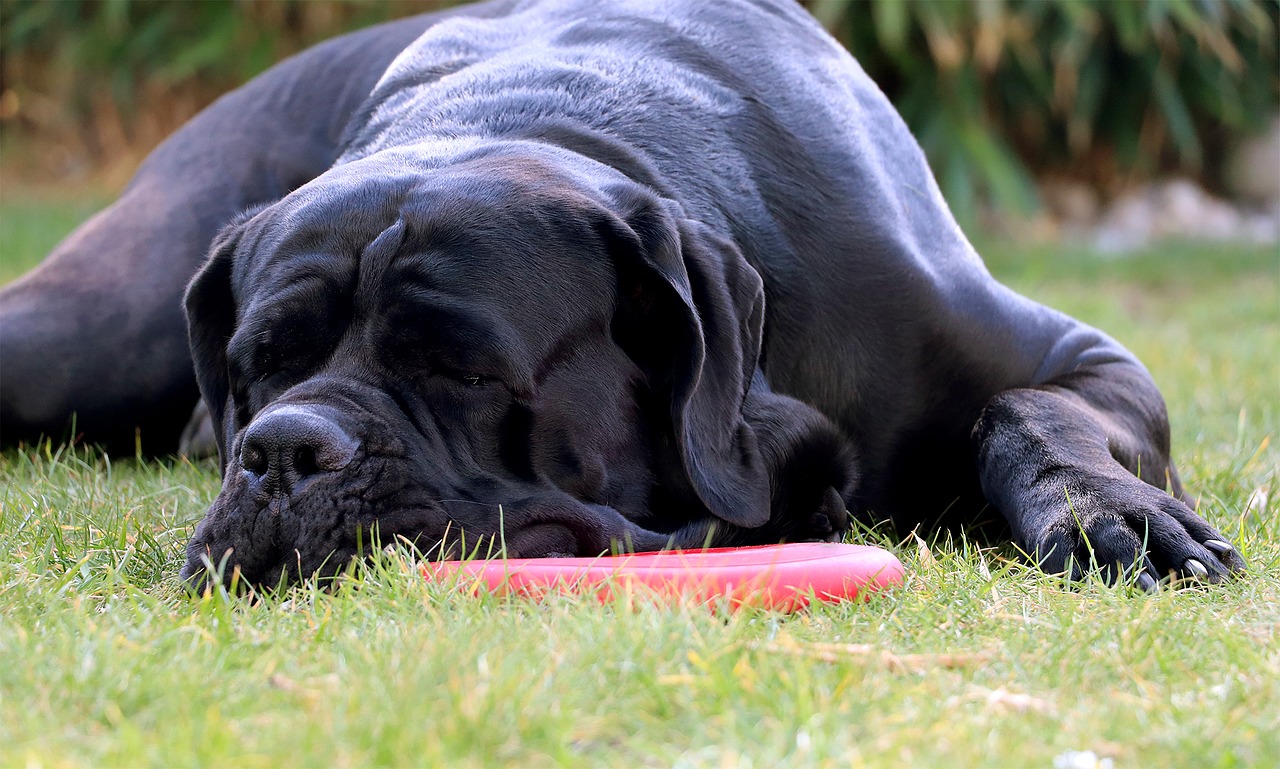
[0,0,1245,589]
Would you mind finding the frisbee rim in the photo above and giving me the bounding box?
[422,542,905,609]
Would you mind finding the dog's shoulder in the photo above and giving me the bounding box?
[336,0,852,162]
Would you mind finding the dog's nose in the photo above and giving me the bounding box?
[239,405,357,493]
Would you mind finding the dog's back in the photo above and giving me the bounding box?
[333,0,1081,526]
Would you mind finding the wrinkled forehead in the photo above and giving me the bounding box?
[386,176,620,341]
[234,165,619,355]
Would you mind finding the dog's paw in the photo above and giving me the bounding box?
[786,486,849,543]
[179,399,219,459]
[1025,473,1245,589]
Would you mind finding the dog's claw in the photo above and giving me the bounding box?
[1204,539,1234,556]
[1184,558,1209,579]
[1136,572,1158,593]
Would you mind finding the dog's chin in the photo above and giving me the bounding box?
[177,458,666,592]
[177,523,535,595]
[178,525,433,595]
[177,489,451,593]
[179,548,366,596]
[178,490,586,593]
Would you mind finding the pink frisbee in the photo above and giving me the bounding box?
[422,542,904,611]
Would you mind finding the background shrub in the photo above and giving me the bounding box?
[814,0,1279,224]
[1,0,1276,224]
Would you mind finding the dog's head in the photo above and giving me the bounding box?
[180,148,853,589]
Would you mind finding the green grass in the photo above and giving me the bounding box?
[2,196,1278,768]
[0,188,113,284]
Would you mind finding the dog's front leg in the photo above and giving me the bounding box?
[971,342,1246,587]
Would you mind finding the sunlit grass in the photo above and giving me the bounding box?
[1,197,1277,767]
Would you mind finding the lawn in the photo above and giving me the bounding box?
[1,189,1277,768]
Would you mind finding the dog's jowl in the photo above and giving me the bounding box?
[0,0,1245,590]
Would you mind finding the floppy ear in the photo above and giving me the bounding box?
[183,205,265,471]
[609,193,772,528]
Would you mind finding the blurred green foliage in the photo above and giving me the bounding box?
[1,0,1276,224]
[0,0,443,93]
[814,0,1279,224]
[0,0,444,161]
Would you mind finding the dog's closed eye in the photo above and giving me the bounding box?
[435,366,493,388]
